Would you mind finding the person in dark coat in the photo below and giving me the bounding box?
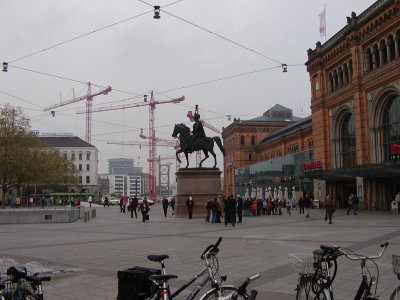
[162,196,169,217]
[205,199,213,222]
[236,194,243,223]
[325,195,335,224]
[298,197,304,214]
[170,197,175,215]
[186,196,194,219]
[224,195,236,227]
[130,196,138,219]
[304,194,312,218]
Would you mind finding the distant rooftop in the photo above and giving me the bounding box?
[38,136,95,148]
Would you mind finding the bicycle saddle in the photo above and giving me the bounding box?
[7,266,27,280]
[148,254,169,262]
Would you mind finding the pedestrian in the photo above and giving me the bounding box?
[88,195,93,208]
[396,191,400,214]
[140,198,150,222]
[286,199,291,215]
[119,196,124,212]
[123,196,128,213]
[205,199,213,222]
[237,194,243,223]
[224,195,236,227]
[325,195,335,224]
[304,194,311,218]
[346,193,357,215]
[299,197,304,214]
[130,195,138,218]
[104,196,110,208]
[162,196,169,217]
[170,196,175,215]
[186,196,194,219]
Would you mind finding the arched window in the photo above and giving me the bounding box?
[388,35,395,61]
[71,153,75,160]
[328,73,333,92]
[338,67,343,88]
[251,135,256,145]
[333,70,338,90]
[248,153,252,160]
[365,49,373,72]
[86,164,90,171]
[79,164,82,171]
[343,64,349,84]
[383,95,400,160]
[79,176,82,184]
[240,135,245,145]
[79,153,83,160]
[341,114,356,168]
[373,44,380,68]
[380,39,388,65]
[86,152,91,160]
[86,176,90,184]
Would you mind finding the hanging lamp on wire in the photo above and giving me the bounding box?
[282,64,288,73]
[154,5,161,19]
[3,62,8,72]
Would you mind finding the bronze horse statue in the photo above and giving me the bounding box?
[172,123,225,168]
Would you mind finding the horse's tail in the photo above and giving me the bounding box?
[213,136,226,156]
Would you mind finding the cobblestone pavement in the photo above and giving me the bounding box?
[0,205,399,300]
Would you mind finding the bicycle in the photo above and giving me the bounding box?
[389,254,400,300]
[294,242,389,300]
[289,252,317,300]
[145,237,259,299]
[1,265,51,300]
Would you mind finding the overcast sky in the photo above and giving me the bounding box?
[0,0,376,174]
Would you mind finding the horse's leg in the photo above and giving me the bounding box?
[185,151,189,168]
[209,149,217,168]
[199,150,209,168]
[176,149,183,163]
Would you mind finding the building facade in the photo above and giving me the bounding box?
[222,105,301,196]
[234,117,314,199]
[107,174,141,196]
[306,0,400,209]
[108,158,142,175]
[39,135,99,192]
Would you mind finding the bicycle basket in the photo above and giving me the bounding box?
[392,255,400,278]
[1,276,34,300]
[289,253,314,275]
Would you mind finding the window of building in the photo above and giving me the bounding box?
[383,95,400,160]
[79,164,82,171]
[86,152,91,160]
[86,176,90,184]
[240,135,245,145]
[251,135,256,145]
[79,153,82,160]
[341,114,356,168]
[248,153,252,160]
[79,176,82,184]
[71,153,75,160]
[86,164,90,171]
[63,153,67,159]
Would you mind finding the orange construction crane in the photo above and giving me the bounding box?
[83,91,184,202]
[44,82,112,143]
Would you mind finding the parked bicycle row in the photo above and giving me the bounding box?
[117,237,259,300]
[289,241,400,300]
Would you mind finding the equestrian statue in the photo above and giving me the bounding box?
[172,113,225,168]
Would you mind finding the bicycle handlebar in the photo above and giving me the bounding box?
[201,237,222,259]
[319,241,389,261]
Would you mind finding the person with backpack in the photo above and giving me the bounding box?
[140,198,150,222]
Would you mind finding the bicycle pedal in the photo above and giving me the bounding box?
[220,275,227,282]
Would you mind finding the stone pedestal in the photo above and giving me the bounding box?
[175,168,222,218]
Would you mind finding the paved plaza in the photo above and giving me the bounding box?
[0,205,399,299]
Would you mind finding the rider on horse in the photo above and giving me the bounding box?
[192,113,206,151]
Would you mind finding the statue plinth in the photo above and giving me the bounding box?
[175,168,222,218]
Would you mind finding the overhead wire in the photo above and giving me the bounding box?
[138,0,285,66]
[6,0,186,64]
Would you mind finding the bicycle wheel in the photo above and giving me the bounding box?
[389,286,400,300]
[297,278,330,300]
[200,285,248,300]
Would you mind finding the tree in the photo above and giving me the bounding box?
[0,104,78,207]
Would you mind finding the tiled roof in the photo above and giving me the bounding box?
[38,136,95,148]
